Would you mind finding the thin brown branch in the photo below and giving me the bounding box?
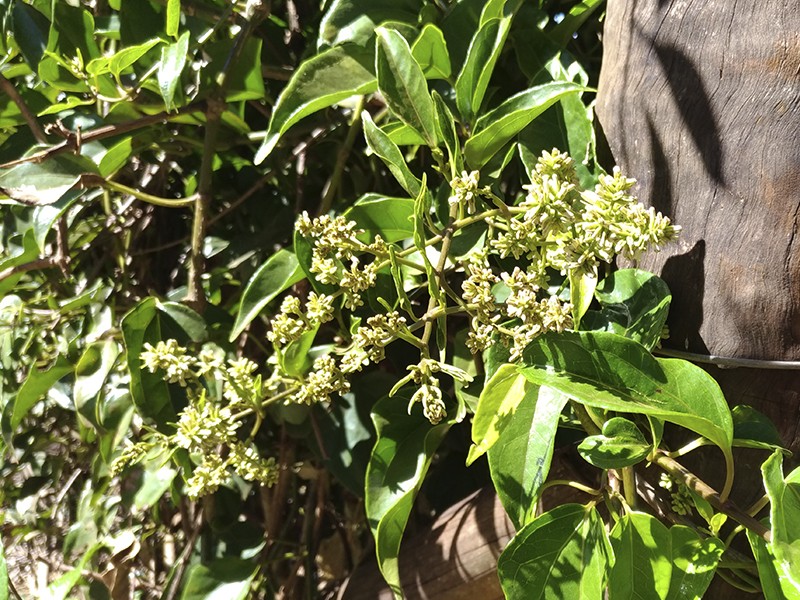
[651,451,772,542]
[0,102,205,170]
[0,258,59,284]
[161,508,204,600]
[0,74,48,144]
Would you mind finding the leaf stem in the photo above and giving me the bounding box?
[85,175,197,208]
[419,204,458,351]
[539,479,603,496]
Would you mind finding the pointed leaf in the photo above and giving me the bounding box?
[519,331,733,457]
[464,81,586,168]
[498,504,612,600]
[747,528,800,600]
[0,154,97,205]
[74,339,120,428]
[455,18,507,121]
[255,44,376,163]
[569,269,597,328]
[375,27,437,147]
[230,249,304,340]
[12,1,49,70]
[366,393,451,596]
[411,23,451,80]
[158,30,189,111]
[362,111,421,197]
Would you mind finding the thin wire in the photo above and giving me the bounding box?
[654,347,800,370]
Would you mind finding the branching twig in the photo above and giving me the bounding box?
[0,74,47,144]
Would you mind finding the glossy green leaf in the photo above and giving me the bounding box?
[763,451,800,588]
[12,356,73,430]
[519,331,734,456]
[202,37,265,102]
[608,513,724,600]
[578,417,651,469]
[464,81,586,168]
[455,16,508,122]
[432,91,461,175]
[366,393,451,597]
[319,0,422,48]
[485,373,568,527]
[48,3,99,61]
[411,23,451,79]
[0,154,97,205]
[255,44,376,164]
[747,528,800,600]
[581,269,672,350]
[12,2,49,70]
[362,111,422,197]
[31,190,83,251]
[498,504,612,600]
[382,121,427,146]
[180,558,257,600]
[279,324,319,378]
[98,137,133,177]
[158,30,189,111]
[121,297,176,431]
[345,194,415,243]
[166,0,180,38]
[230,249,305,340]
[86,38,161,78]
[375,27,437,147]
[132,463,177,512]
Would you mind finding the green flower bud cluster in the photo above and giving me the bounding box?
[113,340,278,498]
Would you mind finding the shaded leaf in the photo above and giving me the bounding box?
[581,269,671,350]
[180,558,256,600]
[12,2,49,70]
[230,249,305,340]
[732,404,783,447]
[497,504,611,600]
[319,0,422,48]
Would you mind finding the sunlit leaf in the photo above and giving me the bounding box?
[158,30,190,111]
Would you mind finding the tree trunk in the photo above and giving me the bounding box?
[597,1,800,597]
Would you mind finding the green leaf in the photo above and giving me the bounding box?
[455,9,514,123]
[319,0,423,48]
[98,137,133,177]
[432,91,461,176]
[732,404,784,447]
[121,297,176,431]
[31,189,83,251]
[74,339,120,428]
[12,356,73,430]
[131,463,177,512]
[464,81,586,169]
[497,504,612,600]
[608,513,724,600]
[375,27,437,147]
[366,393,451,596]
[763,451,800,588]
[486,374,568,527]
[381,121,427,146]
[279,324,319,378]
[411,23,451,80]
[230,249,304,341]
[180,558,257,600]
[747,528,800,600]
[580,269,672,350]
[86,38,161,79]
[362,111,422,197]
[157,301,207,343]
[202,37,265,102]
[255,44,376,164]
[158,30,189,111]
[12,2,49,70]
[48,3,99,61]
[578,417,651,469]
[0,538,7,600]
[345,194,415,243]
[0,154,97,205]
[519,331,734,456]
[569,269,597,328]
[166,0,180,38]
